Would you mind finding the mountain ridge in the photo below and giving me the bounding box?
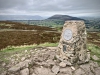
[47,14,84,21]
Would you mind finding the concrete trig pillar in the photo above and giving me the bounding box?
[57,20,90,65]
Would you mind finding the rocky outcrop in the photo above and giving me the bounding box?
[0,47,99,75]
[0,21,100,75]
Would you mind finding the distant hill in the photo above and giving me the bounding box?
[5,14,85,28]
[0,15,44,20]
[3,14,99,32]
[47,14,84,21]
[0,21,56,31]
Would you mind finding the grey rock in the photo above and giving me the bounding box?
[80,63,91,75]
[1,71,7,75]
[90,65,95,74]
[35,56,44,62]
[8,65,20,72]
[46,59,55,66]
[20,68,29,75]
[2,63,6,66]
[41,62,50,67]
[10,74,15,75]
[74,68,86,75]
[34,66,55,75]
[60,67,72,75]
[7,46,99,75]
[32,73,36,75]
[52,65,60,74]
[59,62,66,68]
[71,66,75,70]
[29,68,34,74]
[21,57,26,61]
[8,59,31,72]
[63,60,72,66]
[92,55,99,60]
[90,61,99,68]
[43,52,50,60]
[57,73,70,75]
[56,55,72,66]
[85,52,90,62]
[88,72,94,75]
[95,67,100,75]
[37,52,49,61]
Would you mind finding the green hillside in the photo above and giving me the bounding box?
[11,14,84,27]
[9,15,100,31]
[47,14,84,21]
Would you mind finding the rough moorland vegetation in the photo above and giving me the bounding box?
[0,21,100,50]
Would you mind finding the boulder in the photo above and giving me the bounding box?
[8,60,31,72]
[34,66,55,75]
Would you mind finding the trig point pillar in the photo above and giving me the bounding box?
[57,20,90,65]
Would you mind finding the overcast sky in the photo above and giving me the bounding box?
[0,0,100,17]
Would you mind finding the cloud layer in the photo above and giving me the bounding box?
[0,0,100,17]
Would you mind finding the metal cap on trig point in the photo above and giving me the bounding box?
[63,29,73,41]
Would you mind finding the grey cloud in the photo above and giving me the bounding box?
[0,0,100,16]
[0,0,29,9]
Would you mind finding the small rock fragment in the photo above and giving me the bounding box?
[21,57,26,61]
[2,63,6,66]
[74,68,85,75]
[59,62,66,68]
[20,68,29,75]
[8,66,20,72]
[32,73,36,75]
[34,66,55,75]
[52,65,60,74]
[71,66,75,70]
[46,59,55,66]
[95,67,100,75]
[92,55,99,60]
[60,67,72,74]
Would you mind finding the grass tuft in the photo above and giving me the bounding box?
[87,44,100,65]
